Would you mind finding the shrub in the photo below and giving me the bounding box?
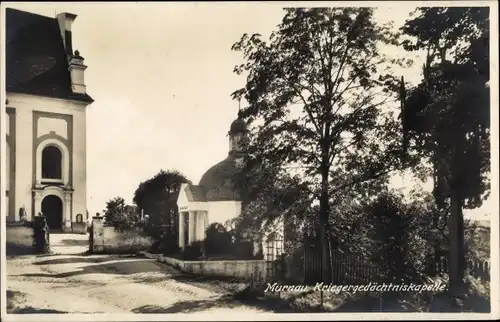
[465,221,490,263]
[205,223,232,256]
[148,230,179,255]
[355,191,438,284]
[181,241,203,261]
[164,244,181,256]
[230,237,255,259]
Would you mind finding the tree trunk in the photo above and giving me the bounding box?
[448,189,465,293]
[319,168,331,283]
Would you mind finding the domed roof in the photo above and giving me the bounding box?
[229,116,247,134]
[198,156,241,202]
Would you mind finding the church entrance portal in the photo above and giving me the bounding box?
[41,195,63,231]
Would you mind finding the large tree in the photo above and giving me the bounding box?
[231,8,410,281]
[103,196,140,227]
[133,170,191,240]
[401,7,490,292]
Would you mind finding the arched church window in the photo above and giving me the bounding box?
[76,214,83,223]
[42,145,62,180]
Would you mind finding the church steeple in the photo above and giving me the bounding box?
[228,100,248,157]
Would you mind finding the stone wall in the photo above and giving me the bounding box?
[6,223,34,256]
[185,260,267,281]
[152,253,266,281]
[72,222,87,234]
[90,217,153,254]
[158,255,186,270]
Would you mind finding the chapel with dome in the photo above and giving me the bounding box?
[176,113,285,255]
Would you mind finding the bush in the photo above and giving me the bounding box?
[205,223,232,256]
[148,231,179,255]
[354,192,438,284]
[465,221,490,263]
[230,238,255,259]
[161,242,180,256]
[180,241,203,261]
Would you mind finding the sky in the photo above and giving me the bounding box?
[2,1,495,219]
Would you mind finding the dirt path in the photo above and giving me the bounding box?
[6,234,269,314]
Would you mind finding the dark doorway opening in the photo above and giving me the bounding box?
[41,195,63,231]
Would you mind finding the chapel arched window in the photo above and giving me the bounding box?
[41,145,62,180]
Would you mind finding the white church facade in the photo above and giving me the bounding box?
[4,8,93,232]
[176,116,285,257]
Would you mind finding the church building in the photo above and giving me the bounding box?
[176,115,285,257]
[4,8,93,232]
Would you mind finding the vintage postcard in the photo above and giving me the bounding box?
[0,1,498,321]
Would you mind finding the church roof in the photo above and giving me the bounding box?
[198,156,241,202]
[5,8,94,103]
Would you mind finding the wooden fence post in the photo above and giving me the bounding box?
[320,289,324,311]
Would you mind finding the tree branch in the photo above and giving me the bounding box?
[330,166,398,194]
[292,85,323,138]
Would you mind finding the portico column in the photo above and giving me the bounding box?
[179,212,185,249]
[34,192,42,221]
[197,212,204,241]
[188,211,195,245]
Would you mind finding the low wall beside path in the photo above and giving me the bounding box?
[90,217,154,254]
[141,252,267,281]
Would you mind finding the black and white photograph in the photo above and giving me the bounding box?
[0,1,498,320]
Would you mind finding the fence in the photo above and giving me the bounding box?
[431,256,490,281]
[304,245,385,285]
[303,244,491,285]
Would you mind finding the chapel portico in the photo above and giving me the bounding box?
[177,208,209,249]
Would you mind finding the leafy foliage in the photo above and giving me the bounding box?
[334,190,450,284]
[204,223,232,255]
[180,241,204,261]
[362,192,425,283]
[464,220,490,263]
[149,231,180,255]
[103,197,140,229]
[233,158,312,245]
[133,170,191,241]
[401,7,490,209]
[232,8,407,190]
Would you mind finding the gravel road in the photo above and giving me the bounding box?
[5,234,268,314]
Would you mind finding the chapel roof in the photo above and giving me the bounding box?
[184,185,207,202]
[198,156,241,202]
[5,8,94,103]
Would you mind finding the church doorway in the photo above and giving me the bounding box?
[41,195,63,231]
